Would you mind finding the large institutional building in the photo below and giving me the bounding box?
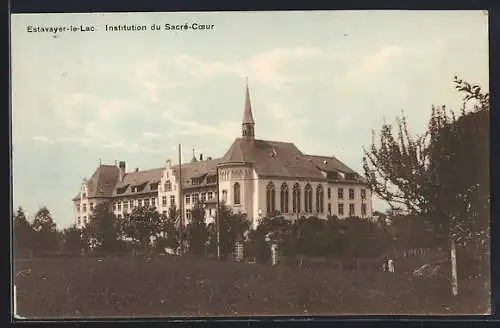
[72,84,373,229]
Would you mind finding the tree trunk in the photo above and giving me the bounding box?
[450,236,458,296]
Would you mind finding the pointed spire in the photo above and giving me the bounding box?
[191,147,198,162]
[243,77,255,124]
[242,78,255,139]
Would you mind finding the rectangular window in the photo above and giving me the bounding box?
[123,201,129,211]
[90,203,94,210]
[164,181,172,192]
[170,195,176,206]
[185,194,191,205]
[338,188,344,200]
[349,188,355,200]
[83,204,87,212]
[144,199,150,207]
[208,208,212,216]
[328,203,331,214]
[338,204,344,216]
[222,190,228,202]
[186,209,192,220]
[327,187,331,199]
[201,192,207,202]
[162,196,167,207]
[349,203,355,216]
[361,203,367,216]
[77,217,81,225]
[77,204,81,212]
[208,191,213,200]
[361,189,367,200]
[193,193,199,203]
[117,202,122,211]
[130,200,134,209]
[151,198,156,207]
[82,193,86,198]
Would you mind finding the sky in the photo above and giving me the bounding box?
[11,11,489,228]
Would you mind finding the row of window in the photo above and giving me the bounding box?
[185,191,215,205]
[264,182,366,215]
[161,195,176,207]
[327,187,366,200]
[185,207,215,220]
[327,203,368,217]
[113,198,157,211]
[76,203,94,213]
[77,216,88,225]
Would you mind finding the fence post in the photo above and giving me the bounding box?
[234,241,244,262]
[271,244,279,266]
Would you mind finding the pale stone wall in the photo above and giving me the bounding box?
[326,183,372,218]
[257,178,329,221]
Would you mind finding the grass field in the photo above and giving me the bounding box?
[14,256,490,318]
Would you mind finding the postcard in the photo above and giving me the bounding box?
[11,10,490,318]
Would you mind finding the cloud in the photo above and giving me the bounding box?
[142,132,164,139]
[97,99,131,121]
[134,47,325,96]
[341,45,409,87]
[17,43,438,160]
[161,110,239,140]
[32,136,53,144]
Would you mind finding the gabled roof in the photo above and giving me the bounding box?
[113,168,164,196]
[304,154,357,174]
[171,158,223,189]
[72,165,121,201]
[221,138,325,179]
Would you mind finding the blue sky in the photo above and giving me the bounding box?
[11,11,489,228]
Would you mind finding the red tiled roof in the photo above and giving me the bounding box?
[72,165,120,201]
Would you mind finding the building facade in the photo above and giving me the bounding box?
[72,84,373,229]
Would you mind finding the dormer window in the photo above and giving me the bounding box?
[151,183,158,191]
[326,172,338,180]
[345,173,356,180]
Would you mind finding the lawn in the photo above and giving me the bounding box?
[14,256,490,318]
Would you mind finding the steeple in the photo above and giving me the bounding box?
[242,77,255,139]
[191,147,198,163]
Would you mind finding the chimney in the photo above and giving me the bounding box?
[135,168,139,172]
[199,153,203,161]
[118,161,126,180]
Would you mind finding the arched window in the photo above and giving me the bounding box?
[292,183,301,213]
[233,182,241,205]
[316,185,324,213]
[280,183,289,213]
[304,184,313,213]
[266,182,275,214]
